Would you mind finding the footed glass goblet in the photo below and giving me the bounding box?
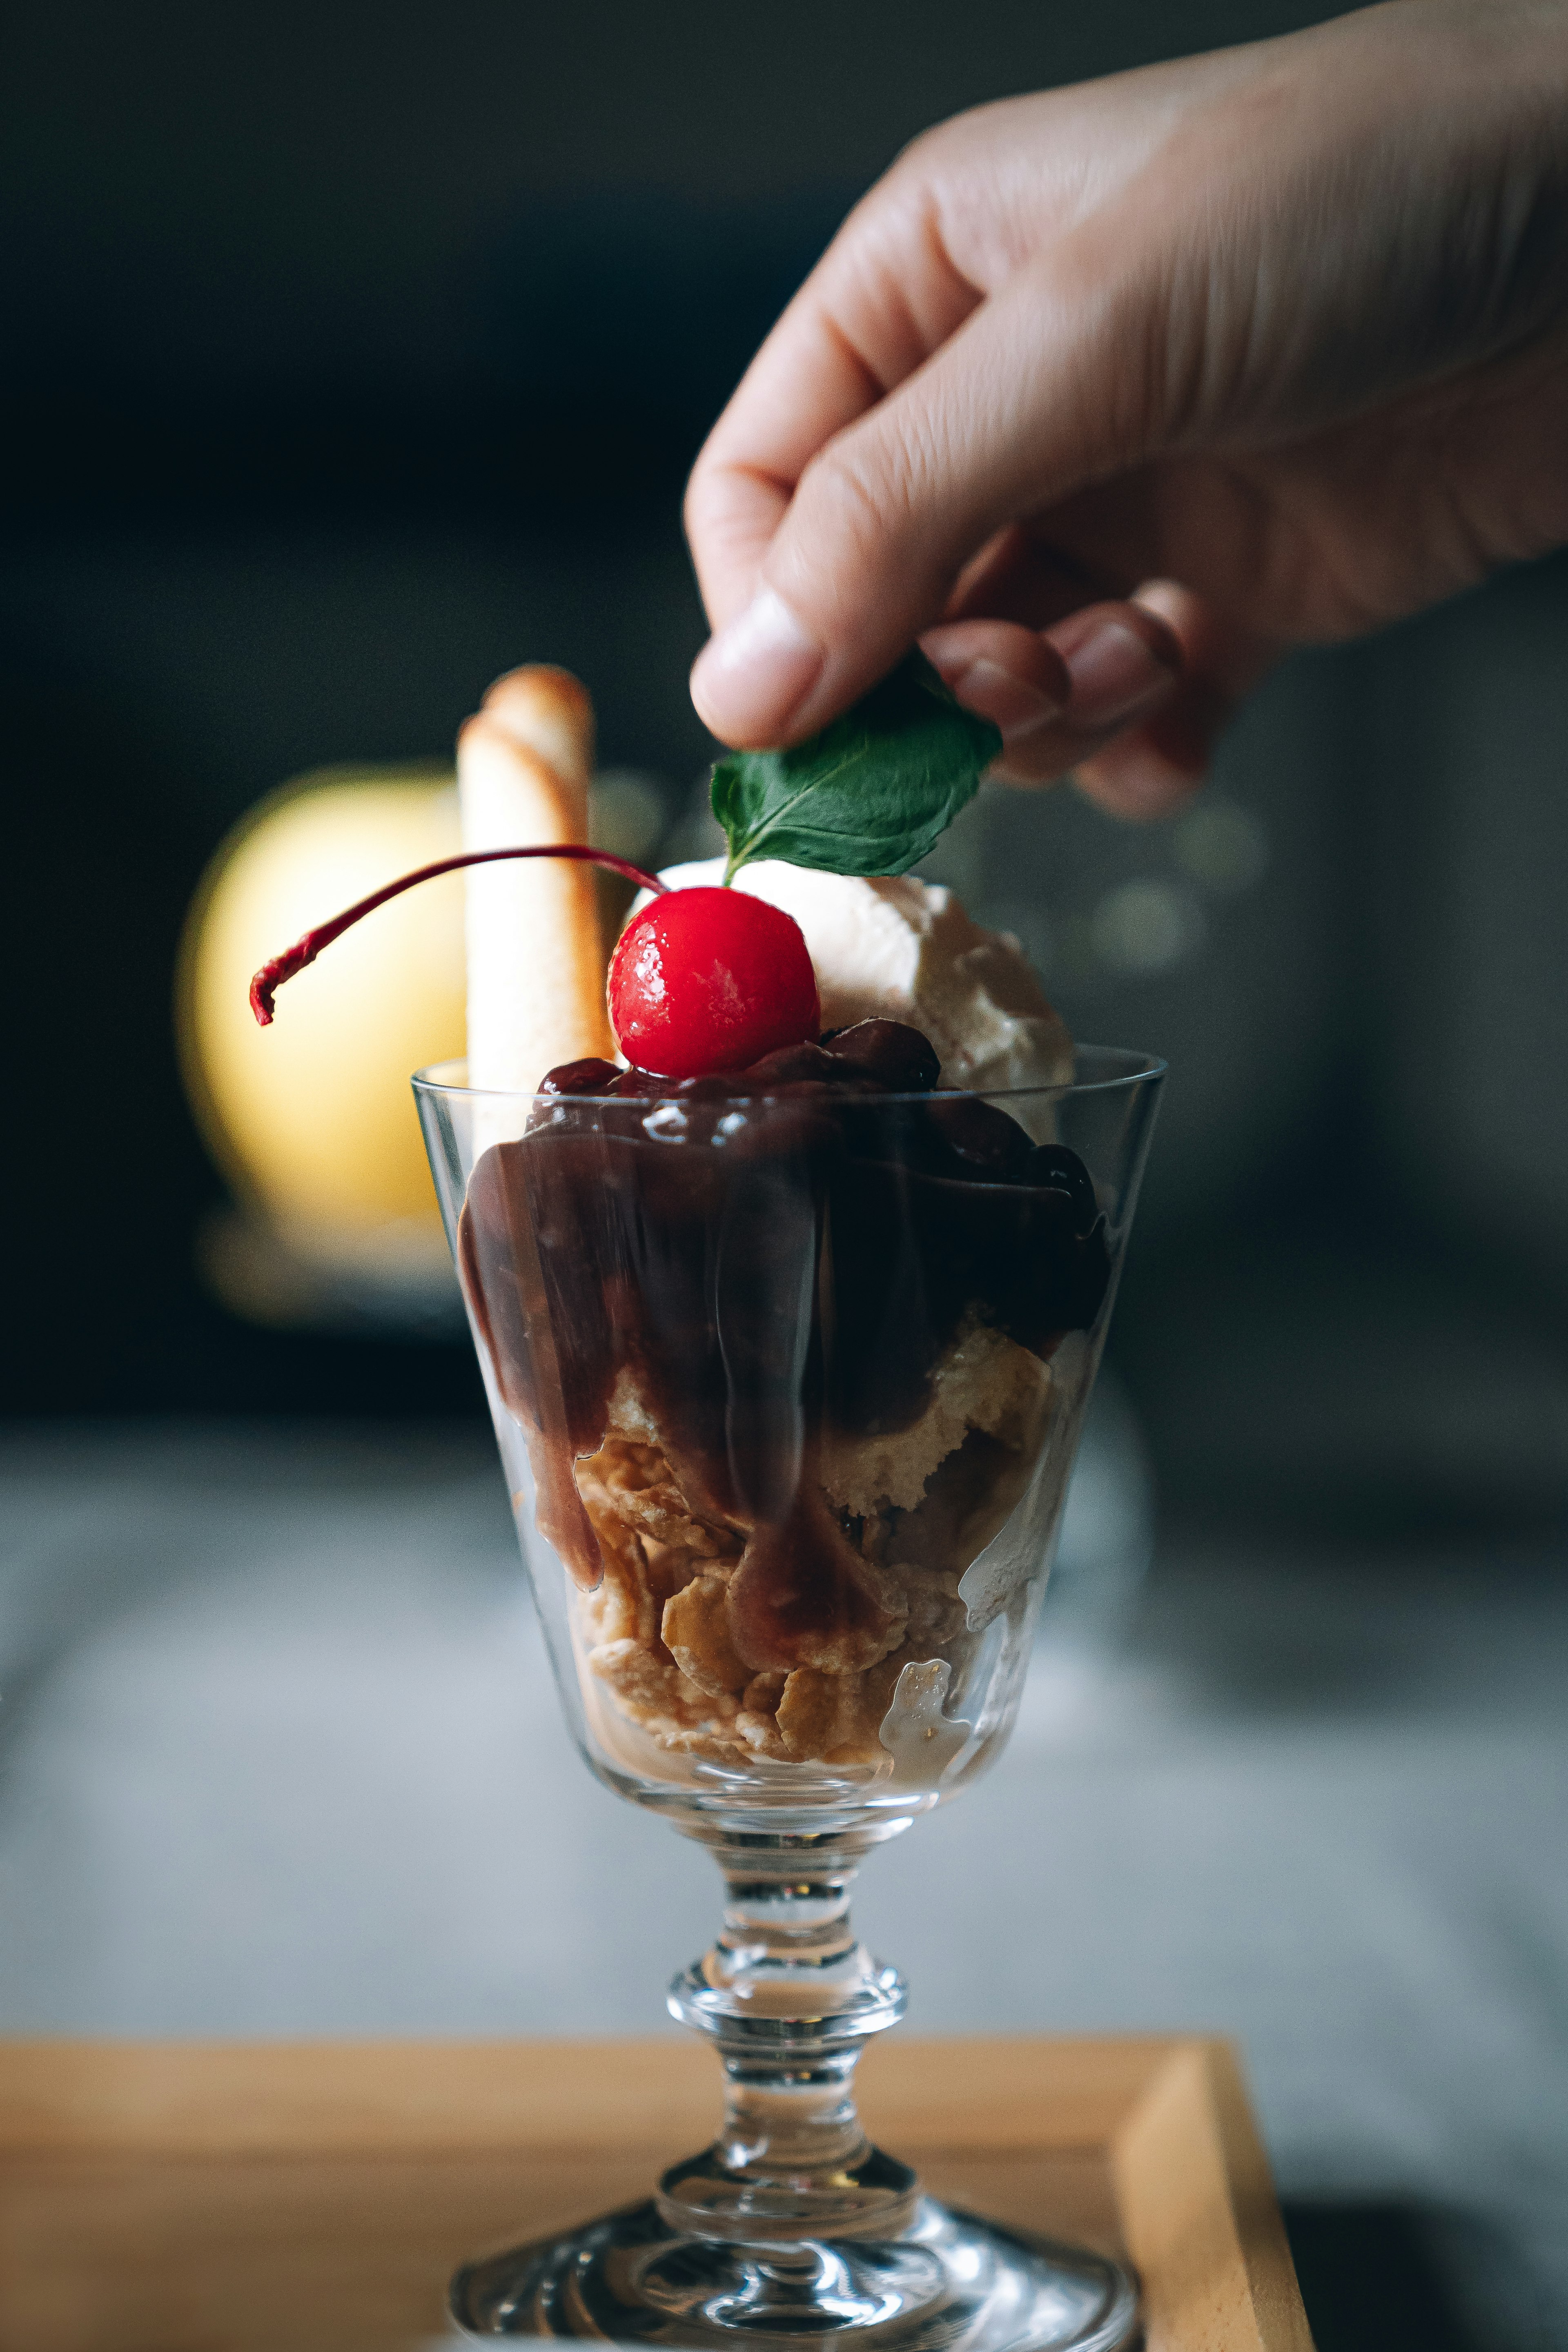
[415,1043,1163,2351]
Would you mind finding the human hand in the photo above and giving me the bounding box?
[686,0,1568,817]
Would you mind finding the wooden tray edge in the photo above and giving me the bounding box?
[1113,2040,1313,2352]
[0,2036,1313,2351]
[0,2034,1185,2158]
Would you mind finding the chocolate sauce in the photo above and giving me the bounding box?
[458,1020,1110,1646]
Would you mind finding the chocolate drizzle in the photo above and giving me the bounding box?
[457,1020,1111,1654]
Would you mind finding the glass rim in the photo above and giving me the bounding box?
[411,1043,1165,1108]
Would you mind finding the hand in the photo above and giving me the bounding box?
[685,0,1568,817]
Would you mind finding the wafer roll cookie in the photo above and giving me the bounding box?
[481,664,594,799]
[458,691,612,1099]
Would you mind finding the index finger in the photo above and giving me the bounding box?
[684,178,985,628]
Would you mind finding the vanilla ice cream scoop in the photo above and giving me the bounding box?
[655,861,1074,1091]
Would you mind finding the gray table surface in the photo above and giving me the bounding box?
[1,1420,1564,2346]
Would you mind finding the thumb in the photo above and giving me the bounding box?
[689,261,1143,748]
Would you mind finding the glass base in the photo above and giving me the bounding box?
[449,2191,1139,2350]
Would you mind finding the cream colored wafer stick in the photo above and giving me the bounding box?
[480,663,594,799]
[458,666,613,1097]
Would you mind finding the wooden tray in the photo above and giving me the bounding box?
[0,2037,1311,2351]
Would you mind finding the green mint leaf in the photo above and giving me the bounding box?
[710,650,1002,883]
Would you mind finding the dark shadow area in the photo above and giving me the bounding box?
[1283,2200,1545,2352]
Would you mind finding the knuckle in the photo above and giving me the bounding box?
[800,425,935,564]
[777,416,955,633]
[682,452,720,540]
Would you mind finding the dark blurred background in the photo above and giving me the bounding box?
[9,0,1568,1539]
[6,6,1568,2343]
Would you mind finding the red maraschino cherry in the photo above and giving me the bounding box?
[608,887,820,1080]
[249,845,820,1082]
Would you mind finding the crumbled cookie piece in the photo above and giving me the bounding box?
[775,1645,917,1765]
[663,1571,749,1697]
[663,1722,754,1760]
[898,1563,967,1647]
[604,1363,661,1442]
[575,1426,752,1742]
[776,1667,851,1762]
[820,1319,1051,1518]
[734,1708,790,1760]
[725,1500,910,1678]
[576,1432,739,1560]
[575,1496,661,1650]
[589,1635,739,1732]
[742,1669,787,1715]
[570,1326,1048,1770]
[887,1429,1036,1573]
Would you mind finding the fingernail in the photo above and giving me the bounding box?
[947,657,1064,740]
[690,588,822,742]
[1065,621,1178,731]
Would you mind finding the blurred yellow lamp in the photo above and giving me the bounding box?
[178,767,466,1322]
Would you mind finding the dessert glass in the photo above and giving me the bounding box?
[416,1046,1163,2350]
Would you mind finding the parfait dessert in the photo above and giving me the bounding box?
[254,658,1161,2350]
[460,887,1111,1785]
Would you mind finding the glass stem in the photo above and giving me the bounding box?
[660,1831,918,2243]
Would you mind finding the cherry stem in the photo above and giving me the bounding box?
[249,844,667,1026]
